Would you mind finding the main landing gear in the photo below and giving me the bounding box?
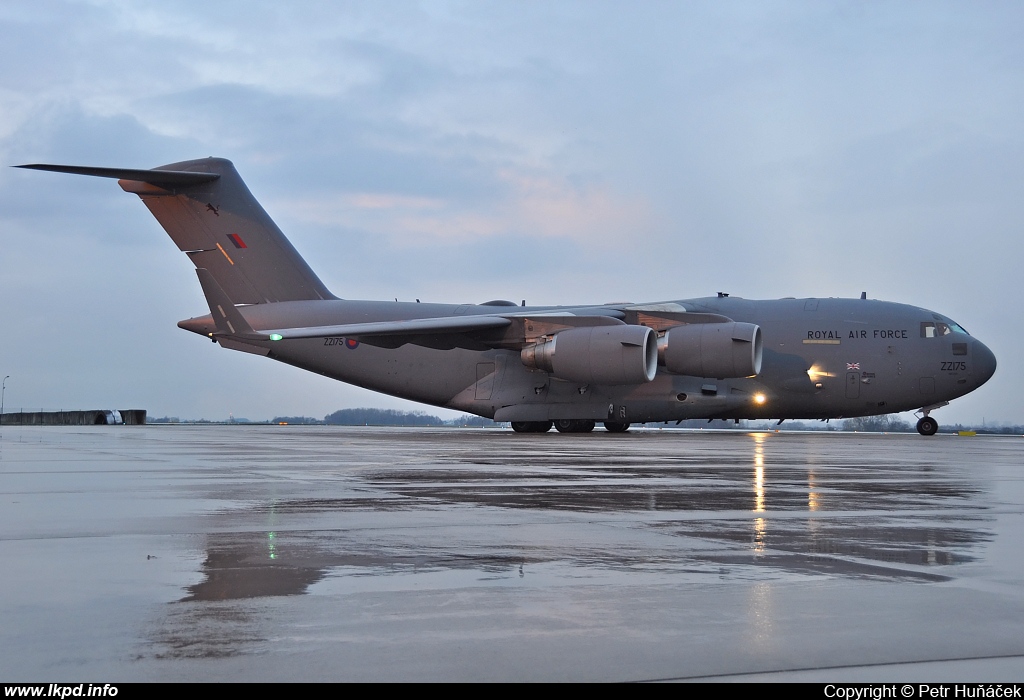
[554,419,595,433]
[509,420,632,434]
[510,421,552,433]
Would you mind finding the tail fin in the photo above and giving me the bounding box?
[17,157,335,304]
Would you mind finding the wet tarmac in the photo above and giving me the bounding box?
[1,425,1022,681]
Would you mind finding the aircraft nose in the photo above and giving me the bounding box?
[973,340,997,386]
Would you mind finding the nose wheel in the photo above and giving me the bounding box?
[916,416,939,436]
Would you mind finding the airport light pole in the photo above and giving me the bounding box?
[1,376,8,423]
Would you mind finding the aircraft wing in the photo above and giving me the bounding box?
[265,315,513,340]
[262,312,624,351]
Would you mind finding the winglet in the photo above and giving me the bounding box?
[195,268,267,340]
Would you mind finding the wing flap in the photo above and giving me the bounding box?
[626,310,733,331]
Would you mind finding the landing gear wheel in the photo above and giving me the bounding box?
[511,421,552,433]
[916,416,939,436]
[604,421,631,433]
[554,419,596,433]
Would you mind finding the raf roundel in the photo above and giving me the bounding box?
[345,338,360,350]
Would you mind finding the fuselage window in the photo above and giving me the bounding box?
[921,322,936,338]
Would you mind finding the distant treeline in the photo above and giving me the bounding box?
[842,416,913,432]
[273,409,496,427]
[842,416,1024,434]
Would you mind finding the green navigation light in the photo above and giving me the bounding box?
[269,334,283,341]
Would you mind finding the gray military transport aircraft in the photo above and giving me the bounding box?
[17,158,996,435]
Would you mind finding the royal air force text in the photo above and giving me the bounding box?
[807,330,909,340]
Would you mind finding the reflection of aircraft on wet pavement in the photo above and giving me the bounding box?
[18,159,996,435]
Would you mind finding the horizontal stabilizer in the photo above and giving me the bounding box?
[14,163,219,187]
[266,315,512,340]
[18,157,336,304]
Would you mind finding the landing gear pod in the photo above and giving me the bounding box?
[661,322,763,378]
[521,325,658,385]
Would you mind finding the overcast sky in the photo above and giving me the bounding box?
[1,1,1021,424]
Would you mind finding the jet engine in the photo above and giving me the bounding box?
[660,322,762,378]
[521,325,658,385]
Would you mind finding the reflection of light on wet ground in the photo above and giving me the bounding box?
[808,471,820,512]
[754,466,765,511]
[806,469,824,547]
[747,582,775,649]
[752,432,766,553]
[753,517,767,554]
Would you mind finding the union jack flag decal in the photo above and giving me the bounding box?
[847,362,861,370]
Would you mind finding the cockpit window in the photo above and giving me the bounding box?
[921,321,970,338]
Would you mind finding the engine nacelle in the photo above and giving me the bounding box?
[660,322,763,378]
[521,325,658,385]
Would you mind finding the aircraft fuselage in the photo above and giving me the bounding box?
[179,294,996,426]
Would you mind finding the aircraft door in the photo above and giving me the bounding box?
[475,363,496,400]
[845,372,860,399]
[475,356,507,401]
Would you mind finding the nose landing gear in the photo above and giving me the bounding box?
[914,402,948,436]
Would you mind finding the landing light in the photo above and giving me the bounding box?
[754,393,767,405]
[808,365,833,380]
[269,334,283,341]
